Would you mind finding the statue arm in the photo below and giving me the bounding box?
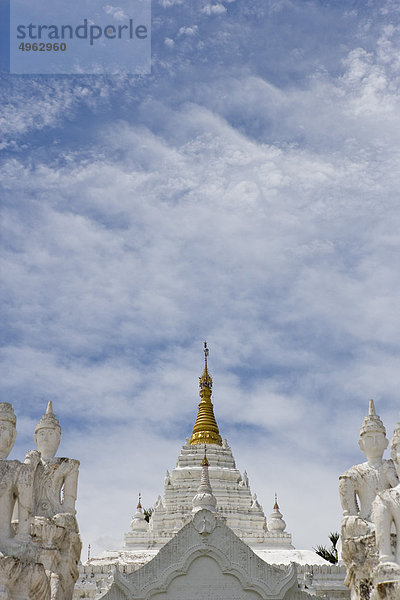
[373,493,394,562]
[16,451,41,539]
[61,461,79,514]
[384,461,400,488]
[339,475,359,516]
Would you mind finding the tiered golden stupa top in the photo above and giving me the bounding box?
[190,342,222,446]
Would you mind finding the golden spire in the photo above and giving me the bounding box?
[190,342,222,446]
[273,493,279,510]
[137,492,142,509]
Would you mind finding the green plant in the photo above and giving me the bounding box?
[314,531,339,564]
[144,507,153,523]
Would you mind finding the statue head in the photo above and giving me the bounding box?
[0,403,17,459]
[34,401,61,460]
[390,419,400,476]
[358,400,388,462]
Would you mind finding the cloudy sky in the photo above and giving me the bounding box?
[1,0,400,557]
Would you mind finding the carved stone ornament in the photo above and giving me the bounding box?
[0,402,81,600]
[192,508,217,535]
[101,506,312,600]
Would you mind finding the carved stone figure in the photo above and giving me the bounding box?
[34,401,79,517]
[339,400,397,540]
[0,403,50,600]
[31,401,81,600]
[339,400,398,600]
[371,419,400,596]
[0,404,17,461]
[0,403,41,557]
[0,403,20,552]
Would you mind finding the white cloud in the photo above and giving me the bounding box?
[103,5,128,21]
[158,0,183,7]
[202,4,227,16]
[178,25,198,37]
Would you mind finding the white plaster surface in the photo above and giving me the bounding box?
[150,555,263,600]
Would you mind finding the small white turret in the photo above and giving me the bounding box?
[267,494,286,532]
[130,494,149,533]
[192,448,217,513]
[263,493,293,548]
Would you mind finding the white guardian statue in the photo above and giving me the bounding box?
[371,418,400,597]
[32,401,82,600]
[339,400,398,600]
[0,401,82,600]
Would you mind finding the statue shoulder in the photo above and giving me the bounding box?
[0,458,20,468]
[382,459,399,484]
[0,459,21,478]
[42,457,79,474]
[58,457,80,472]
[48,457,79,466]
[382,458,397,473]
[340,462,367,480]
[375,483,400,506]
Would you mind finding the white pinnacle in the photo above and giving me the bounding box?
[267,495,286,532]
[130,494,149,532]
[192,450,217,513]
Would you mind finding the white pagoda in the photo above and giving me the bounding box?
[125,343,290,551]
[75,344,348,599]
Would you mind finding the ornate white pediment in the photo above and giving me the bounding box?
[101,510,311,600]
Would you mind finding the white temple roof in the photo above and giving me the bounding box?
[253,548,333,566]
[86,546,331,570]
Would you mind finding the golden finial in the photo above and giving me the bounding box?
[199,341,212,389]
[137,492,142,509]
[273,493,279,510]
[202,445,209,466]
[190,343,222,446]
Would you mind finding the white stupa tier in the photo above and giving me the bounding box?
[125,439,292,549]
